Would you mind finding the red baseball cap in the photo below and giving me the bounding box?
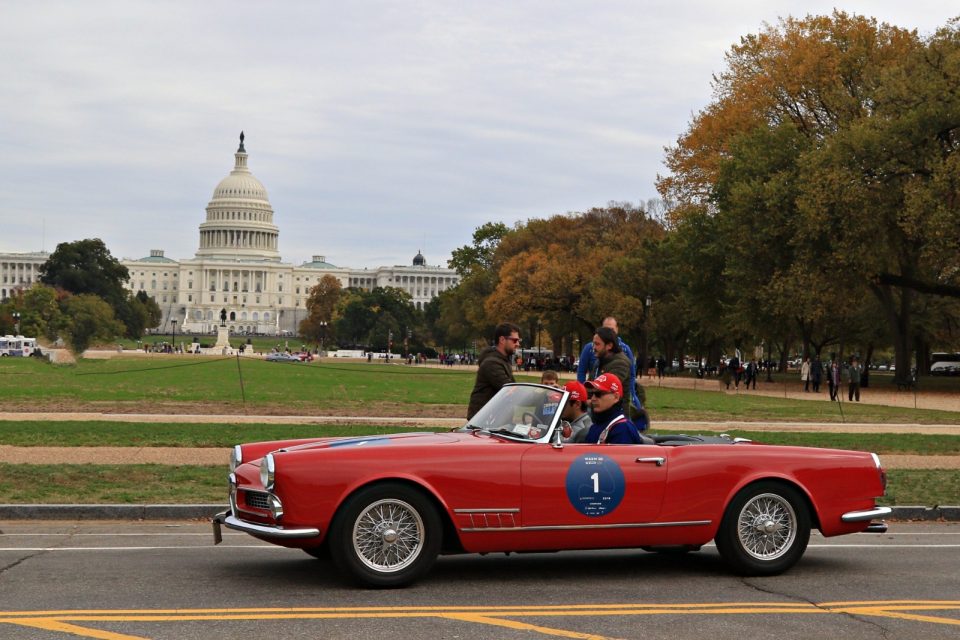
[585,373,623,396]
[563,381,588,402]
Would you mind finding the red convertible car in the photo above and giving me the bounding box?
[213,383,891,587]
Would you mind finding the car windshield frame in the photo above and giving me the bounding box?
[463,383,568,443]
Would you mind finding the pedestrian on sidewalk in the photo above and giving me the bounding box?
[847,357,863,402]
[811,356,823,393]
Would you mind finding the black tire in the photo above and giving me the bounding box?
[302,544,329,560]
[328,482,441,588]
[715,481,810,576]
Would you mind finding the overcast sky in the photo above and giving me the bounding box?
[1,2,955,269]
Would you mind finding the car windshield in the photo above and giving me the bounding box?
[464,383,567,441]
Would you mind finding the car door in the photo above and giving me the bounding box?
[520,443,668,527]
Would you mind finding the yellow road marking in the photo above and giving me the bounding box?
[1,601,958,639]
[1,618,149,640]
[442,613,616,639]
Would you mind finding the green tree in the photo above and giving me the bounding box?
[40,239,130,303]
[61,294,125,355]
[39,238,148,339]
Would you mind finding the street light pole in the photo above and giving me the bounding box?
[171,319,177,353]
[319,321,327,354]
[642,295,652,378]
[12,311,21,335]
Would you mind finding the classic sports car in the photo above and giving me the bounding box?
[213,383,890,587]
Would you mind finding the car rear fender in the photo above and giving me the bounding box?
[720,474,822,532]
[331,475,466,554]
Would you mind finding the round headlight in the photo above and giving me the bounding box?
[229,445,242,472]
[260,453,276,491]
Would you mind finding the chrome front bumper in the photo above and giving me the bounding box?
[841,506,893,533]
[212,510,321,544]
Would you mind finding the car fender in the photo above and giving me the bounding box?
[717,471,821,531]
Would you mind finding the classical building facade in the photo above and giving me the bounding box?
[0,251,49,301]
[3,135,459,335]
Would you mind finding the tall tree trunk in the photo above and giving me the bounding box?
[869,282,913,385]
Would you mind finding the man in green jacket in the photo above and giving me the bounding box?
[591,326,632,386]
[467,322,521,419]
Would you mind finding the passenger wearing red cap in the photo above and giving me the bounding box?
[560,381,592,442]
[583,373,644,444]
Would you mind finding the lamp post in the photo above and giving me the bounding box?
[171,319,177,354]
[642,295,652,378]
[12,311,21,335]
[536,321,542,369]
[319,321,328,354]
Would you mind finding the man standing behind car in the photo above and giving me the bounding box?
[590,327,632,388]
[577,317,642,418]
[467,322,521,419]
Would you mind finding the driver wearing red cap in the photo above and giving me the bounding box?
[582,373,643,444]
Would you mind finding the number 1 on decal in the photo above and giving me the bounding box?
[591,472,599,493]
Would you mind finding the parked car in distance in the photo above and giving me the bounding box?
[930,361,960,376]
[265,352,301,362]
[214,383,891,588]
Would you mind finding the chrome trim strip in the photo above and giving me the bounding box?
[454,508,521,514]
[841,506,893,522]
[216,512,321,540]
[461,519,711,533]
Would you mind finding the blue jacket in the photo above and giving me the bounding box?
[577,338,642,410]
[584,405,643,444]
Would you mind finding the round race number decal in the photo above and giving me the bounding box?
[565,454,626,517]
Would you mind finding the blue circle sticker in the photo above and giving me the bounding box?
[565,454,626,517]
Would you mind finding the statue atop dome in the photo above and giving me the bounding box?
[238,130,246,153]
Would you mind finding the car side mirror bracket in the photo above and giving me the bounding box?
[551,421,572,449]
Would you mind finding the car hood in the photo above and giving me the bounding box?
[278,431,462,453]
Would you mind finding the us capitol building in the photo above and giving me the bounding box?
[1,134,459,335]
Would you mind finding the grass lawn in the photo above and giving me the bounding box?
[3,356,960,423]
[2,421,960,455]
[0,464,953,507]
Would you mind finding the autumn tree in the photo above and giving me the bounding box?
[657,12,960,380]
[300,275,342,345]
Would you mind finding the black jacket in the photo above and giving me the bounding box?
[467,346,515,419]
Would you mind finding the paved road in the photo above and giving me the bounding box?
[1,521,958,639]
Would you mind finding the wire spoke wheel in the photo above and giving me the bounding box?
[715,481,810,576]
[352,498,425,573]
[736,493,797,560]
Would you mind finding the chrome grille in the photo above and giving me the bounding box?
[244,490,271,510]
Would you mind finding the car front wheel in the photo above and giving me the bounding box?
[715,481,810,576]
[329,482,441,588]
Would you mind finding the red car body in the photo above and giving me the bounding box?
[214,384,889,587]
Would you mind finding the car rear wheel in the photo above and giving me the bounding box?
[329,482,441,588]
[715,481,810,576]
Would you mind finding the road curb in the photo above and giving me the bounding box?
[0,504,225,520]
[0,504,958,521]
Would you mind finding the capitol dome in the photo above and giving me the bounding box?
[196,132,280,262]
[211,172,269,202]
